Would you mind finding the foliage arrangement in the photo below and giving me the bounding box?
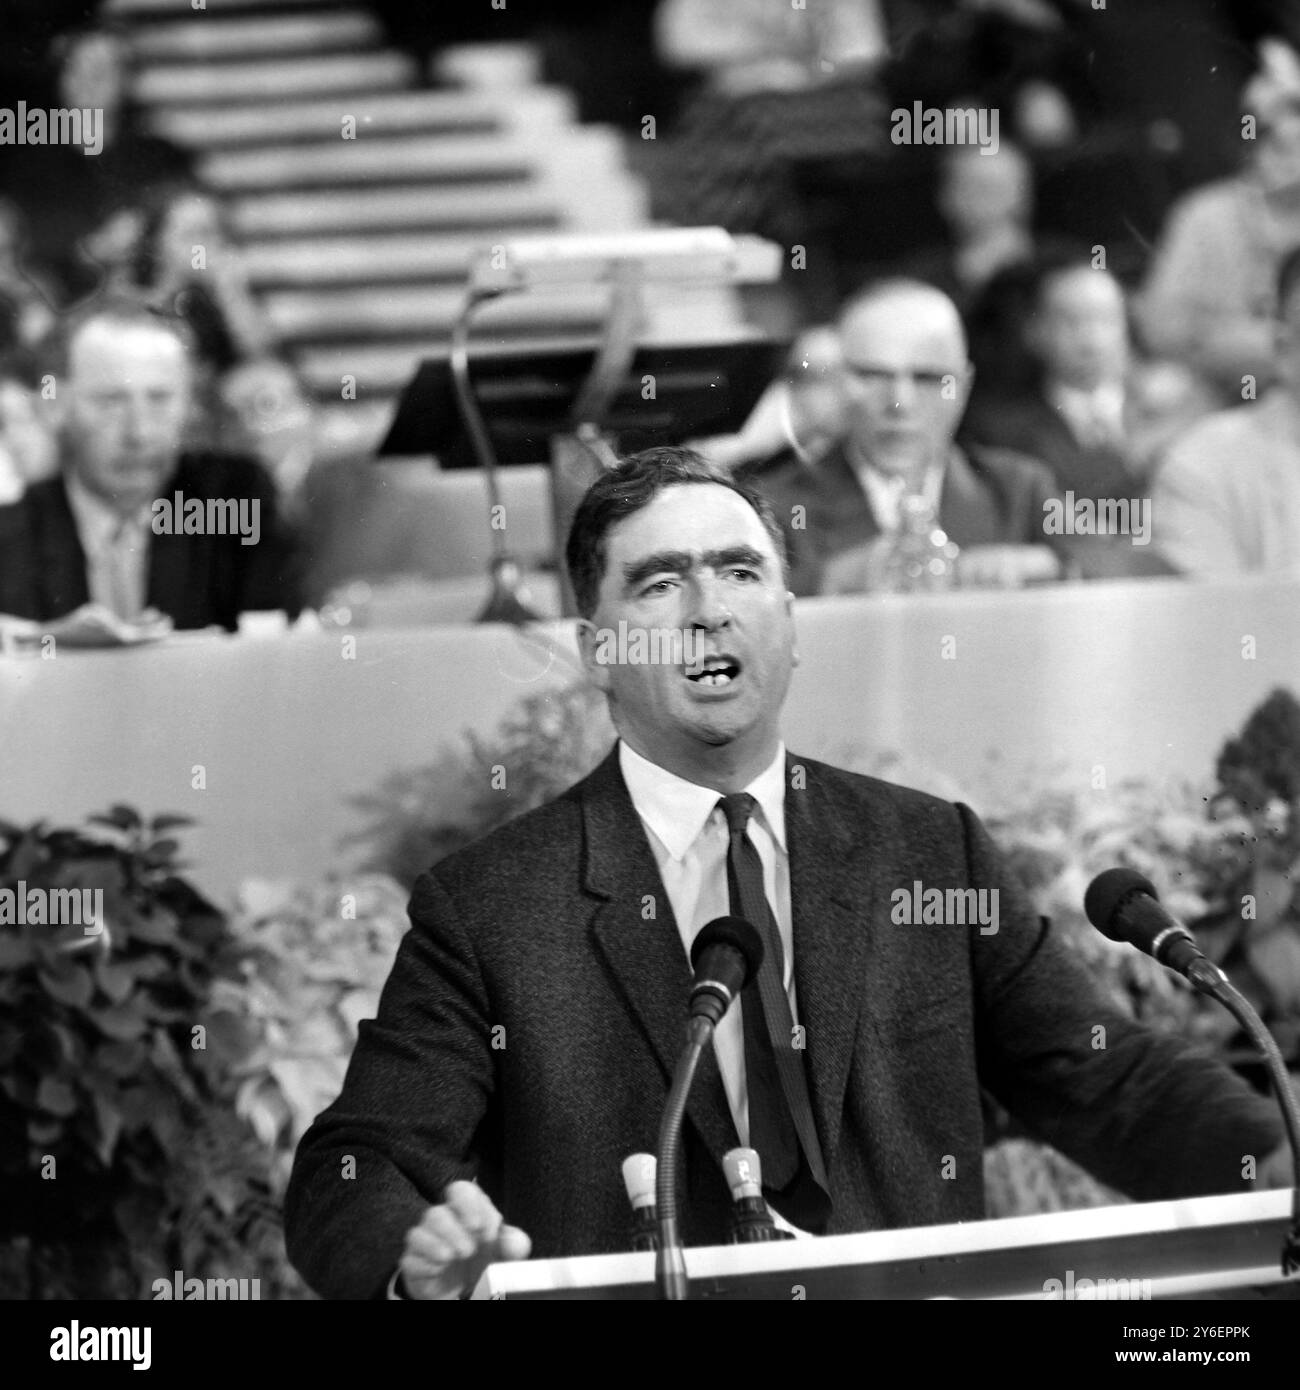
[0,807,283,1298]
[347,679,615,887]
[209,873,410,1194]
[0,809,408,1299]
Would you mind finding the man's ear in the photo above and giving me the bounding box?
[786,590,799,668]
[576,617,612,693]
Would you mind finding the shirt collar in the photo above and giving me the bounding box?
[1049,380,1125,417]
[618,738,788,862]
[845,441,946,529]
[64,471,153,552]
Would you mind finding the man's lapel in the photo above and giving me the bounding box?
[784,754,888,1168]
[148,467,194,626]
[36,479,91,617]
[580,745,740,1164]
[817,443,881,545]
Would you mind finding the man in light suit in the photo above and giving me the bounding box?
[284,447,1289,1301]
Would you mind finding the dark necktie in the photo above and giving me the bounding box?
[718,793,830,1230]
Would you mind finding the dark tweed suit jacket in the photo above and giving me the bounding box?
[0,453,300,632]
[285,747,1282,1300]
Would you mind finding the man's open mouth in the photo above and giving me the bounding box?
[686,656,742,687]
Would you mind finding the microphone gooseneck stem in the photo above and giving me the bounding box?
[656,1016,710,1300]
[1198,974,1300,1274]
[449,288,542,625]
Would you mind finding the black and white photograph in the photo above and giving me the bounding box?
[1,0,1299,1359]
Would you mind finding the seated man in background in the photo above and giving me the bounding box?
[1138,38,1300,404]
[692,324,847,473]
[0,298,300,630]
[961,254,1209,587]
[1150,244,1300,579]
[739,279,1064,594]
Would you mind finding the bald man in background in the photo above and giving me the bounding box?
[740,278,1062,595]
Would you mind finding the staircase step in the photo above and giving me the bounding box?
[148,88,576,149]
[264,283,610,342]
[242,234,492,286]
[228,184,566,238]
[134,52,416,105]
[199,134,537,192]
[434,44,542,89]
[107,0,330,11]
[129,11,382,62]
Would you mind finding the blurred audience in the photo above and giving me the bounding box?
[120,182,279,453]
[905,143,1036,315]
[693,325,846,472]
[0,356,59,504]
[0,201,58,356]
[0,21,192,307]
[218,357,317,508]
[656,0,887,95]
[739,279,1063,595]
[1150,247,1300,579]
[127,184,272,370]
[0,299,300,630]
[1138,38,1300,403]
[962,253,1215,499]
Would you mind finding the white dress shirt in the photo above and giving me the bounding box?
[64,473,153,619]
[1048,381,1127,450]
[617,737,797,1147]
[846,443,945,533]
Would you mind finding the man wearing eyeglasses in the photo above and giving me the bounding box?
[741,278,1064,594]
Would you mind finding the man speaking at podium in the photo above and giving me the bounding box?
[285,448,1289,1300]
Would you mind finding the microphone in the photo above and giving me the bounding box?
[656,916,764,1300]
[722,1148,793,1243]
[1084,867,1300,1275]
[689,915,765,1026]
[621,1153,659,1252]
[1083,867,1226,994]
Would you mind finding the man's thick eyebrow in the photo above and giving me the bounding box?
[621,546,769,590]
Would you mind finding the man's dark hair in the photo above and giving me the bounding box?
[564,446,789,619]
[41,293,196,381]
[1277,244,1300,320]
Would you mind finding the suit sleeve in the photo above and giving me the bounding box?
[234,459,303,618]
[284,870,495,1299]
[0,497,37,619]
[959,804,1283,1201]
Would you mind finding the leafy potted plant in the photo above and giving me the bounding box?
[0,807,284,1299]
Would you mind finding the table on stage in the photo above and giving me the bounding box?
[3,576,1299,900]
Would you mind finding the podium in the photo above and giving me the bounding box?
[470,1190,1300,1300]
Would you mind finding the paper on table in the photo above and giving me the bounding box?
[0,603,174,651]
